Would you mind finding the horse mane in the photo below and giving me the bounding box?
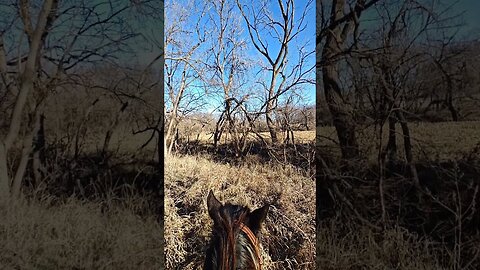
[205,199,264,270]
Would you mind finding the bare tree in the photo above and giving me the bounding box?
[0,0,159,199]
[236,0,314,144]
[164,0,207,154]
[317,0,380,160]
[0,0,58,199]
[427,37,467,122]
[204,0,252,155]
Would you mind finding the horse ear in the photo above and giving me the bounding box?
[207,190,222,220]
[247,204,269,233]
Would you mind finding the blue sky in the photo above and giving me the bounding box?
[211,0,316,109]
[165,0,478,113]
[455,0,480,37]
[165,0,315,114]
[355,0,480,40]
[225,0,316,109]
[252,0,315,102]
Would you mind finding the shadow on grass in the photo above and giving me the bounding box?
[318,148,480,268]
[174,140,315,176]
[20,148,163,218]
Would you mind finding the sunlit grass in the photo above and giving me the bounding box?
[164,153,315,269]
[318,121,480,161]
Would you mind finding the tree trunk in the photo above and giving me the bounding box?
[168,128,179,154]
[395,110,419,187]
[435,59,459,121]
[323,65,359,159]
[0,143,10,199]
[33,114,46,187]
[74,99,98,159]
[12,136,34,198]
[321,0,360,160]
[386,115,397,171]
[165,111,177,154]
[0,0,57,200]
[213,112,225,149]
[12,109,43,197]
[266,99,278,143]
[446,92,459,121]
[101,102,128,160]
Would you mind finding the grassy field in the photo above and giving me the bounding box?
[177,130,315,145]
[317,223,449,269]
[176,121,480,162]
[318,121,480,161]
[0,196,163,269]
[164,153,315,270]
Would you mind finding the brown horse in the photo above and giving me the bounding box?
[204,190,269,270]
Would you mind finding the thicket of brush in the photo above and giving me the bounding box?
[0,135,163,269]
[318,136,480,269]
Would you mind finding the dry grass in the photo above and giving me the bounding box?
[318,121,480,161]
[164,154,315,269]
[318,120,480,269]
[179,130,315,145]
[317,223,447,270]
[0,197,163,269]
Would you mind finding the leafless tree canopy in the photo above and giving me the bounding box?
[165,0,315,157]
[0,0,163,199]
[317,1,480,268]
